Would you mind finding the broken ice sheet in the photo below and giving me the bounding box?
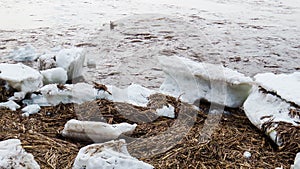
[73,139,154,169]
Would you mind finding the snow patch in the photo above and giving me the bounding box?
[0,63,43,93]
[0,139,40,169]
[73,139,154,169]
[158,55,253,108]
[62,119,137,142]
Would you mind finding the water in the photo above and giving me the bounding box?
[0,0,299,88]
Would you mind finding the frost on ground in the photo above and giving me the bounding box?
[73,139,154,169]
[159,55,253,108]
[243,72,300,147]
[62,119,137,142]
[0,63,43,94]
[0,139,40,169]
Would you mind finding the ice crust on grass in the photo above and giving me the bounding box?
[0,139,40,169]
[62,119,137,142]
[158,55,253,108]
[0,63,43,93]
[73,139,154,169]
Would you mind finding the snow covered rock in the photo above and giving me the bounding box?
[0,100,20,111]
[40,83,98,106]
[243,72,300,146]
[254,72,300,105]
[0,139,40,169]
[73,139,154,169]
[56,47,86,80]
[8,44,38,61]
[62,119,137,142]
[41,67,68,85]
[22,104,41,117]
[158,55,253,108]
[38,53,57,70]
[291,152,300,169]
[0,63,43,93]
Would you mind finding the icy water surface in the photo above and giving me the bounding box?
[0,0,299,88]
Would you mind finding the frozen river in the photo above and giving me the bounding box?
[0,0,299,88]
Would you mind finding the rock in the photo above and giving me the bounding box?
[0,139,40,169]
[73,139,154,169]
[243,72,300,147]
[0,63,43,93]
[0,100,20,111]
[41,67,68,85]
[38,53,57,70]
[158,55,253,108]
[254,72,300,105]
[291,152,300,169]
[22,104,41,116]
[8,44,38,61]
[62,119,137,142]
[56,47,86,80]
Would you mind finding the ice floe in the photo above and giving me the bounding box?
[22,104,41,117]
[0,139,40,169]
[0,100,20,111]
[62,119,137,142]
[56,47,86,80]
[0,63,43,93]
[41,67,68,85]
[291,152,300,169]
[8,44,38,61]
[73,139,154,169]
[243,72,300,146]
[158,55,253,108]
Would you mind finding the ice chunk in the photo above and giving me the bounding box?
[41,67,68,85]
[158,55,253,108]
[243,151,251,158]
[107,83,155,107]
[254,72,300,105]
[40,83,98,106]
[0,63,43,93]
[22,104,41,117]
[0,139,40,169]
[38,53,57,70]
[243,87,299,146]
[73,139,154,169]
[8,92,26,101]
[291,152,300,169]
[23,94,51,107]
[56,47,86,80]
[62,119,137,142]
[8,44,38,61]
[156,105,175,118]
[0,100,20,111]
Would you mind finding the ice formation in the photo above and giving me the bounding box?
[0,100,20,111]
[38,53,57,70]
[254,72,300,105]
[0,63,43,93]
[62,119,137,142]
[0,139,40,169]
[158,55,253,108]
[41,67,68,85]
[291,152,300,169]
[73,139,154,169]
[243,72,300,146]
[39,83,98,106]
[8,44,38,61]
[22,104,41,117]
[56,47,86,80]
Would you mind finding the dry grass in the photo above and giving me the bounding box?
[0,89,299,168]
